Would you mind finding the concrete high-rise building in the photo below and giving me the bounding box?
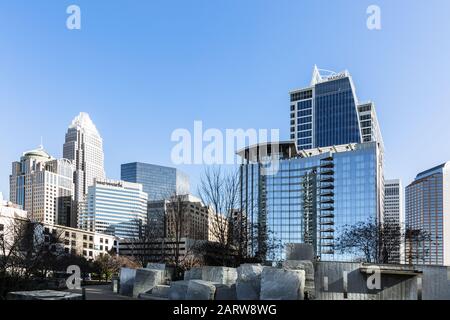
[289,66,383,151]
[63,112,105,227]
[78,179,148,239]
[148,194,229,242]
[405,163,450,266]
[9,146,74,226]
[121,162,189,201]
[239,141,384,261]
[384,179,405,264]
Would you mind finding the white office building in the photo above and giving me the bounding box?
[63,112,106,227]
[384,179,405,264]
[9,147,74,225]
[0,194,29,256]
[79,179,148,239]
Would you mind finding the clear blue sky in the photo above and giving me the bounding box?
[1,0,450,198]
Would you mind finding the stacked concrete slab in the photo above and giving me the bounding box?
[201,266,237,285]
[283,260,315,299]
[168,281,190,300]
[214,283,237,300]
[7,290,83,300]
[119,268,137,296]
[285,243,315,261]
[184,267,203,281]
[186,280,217,300]
[260,267,305,300]
[132,268,165,298]
[236,264,264,300]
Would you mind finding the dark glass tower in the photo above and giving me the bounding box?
[290,66,383,151]
[121,162,189,201]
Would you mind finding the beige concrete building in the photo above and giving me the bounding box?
[9,146,74,226]
[165,195,229,242]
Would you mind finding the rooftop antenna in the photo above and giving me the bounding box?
[39,136,44,150]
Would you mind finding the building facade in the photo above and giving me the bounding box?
[63,112,105,227]
[121,162,189,201]
[42,224,117,261]
[164,195,228,243]
[289,66,383,151]
[405,163,450,266]
[239,141,384,262]
[384,179,405,264]
[78,179,148,239]
[0,196,29,256]
[9,147,74,226]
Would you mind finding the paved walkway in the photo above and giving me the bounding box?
[67,285,135,300]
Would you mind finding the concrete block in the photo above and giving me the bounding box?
[285,243,315,261]
[112,277,119,293]
[260,268,305,300]
[138,293,168,300]
[119,268,137,296]
[146,263,166,270]
[202,266,237,285]
[214,283,237,300]
[184,267,203,281]
[236,264,264,300]
[133,268,165,298]
[283,260,315,298]
[186,280,216,300]
[168,280,190,300]
[151,284,171,298]
[7,290,83,300]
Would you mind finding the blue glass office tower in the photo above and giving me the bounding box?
[121,162,190,201]
[239,66,384,262]
[290,66,383,151]
[239,141,384,261]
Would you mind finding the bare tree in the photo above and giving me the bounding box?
[336,219,432,264]
[0,219,67,299]
[197,166,240,265]
[405,228,434,265]
[165,194,202,277]
[94,253,140,281]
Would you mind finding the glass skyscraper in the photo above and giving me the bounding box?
[239,141,383,261]
[121,162,189,201]
[78,179,148,239]
[238,66,384,262]
[290,66,383,151]
[405,163,450,266]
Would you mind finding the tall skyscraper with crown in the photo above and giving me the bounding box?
[63,112,105,227]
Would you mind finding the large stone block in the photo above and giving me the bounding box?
[151,285,171,298]
[214,283,237,300]
[133,268,165,298]
[282,260,315,299]
[119,268,137,296]
[7,290,83,300]
[202,266,237,285]
[168,280,190,300]
[285,243,315,261]
[146,263,166,270]
[184,267,203,281]
[260,268,305,300]
[112,276,119,293]
[282,260,314,280]
[186,280,216,300]
[236,264,264,300]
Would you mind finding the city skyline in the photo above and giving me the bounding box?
[1,0,450,202]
